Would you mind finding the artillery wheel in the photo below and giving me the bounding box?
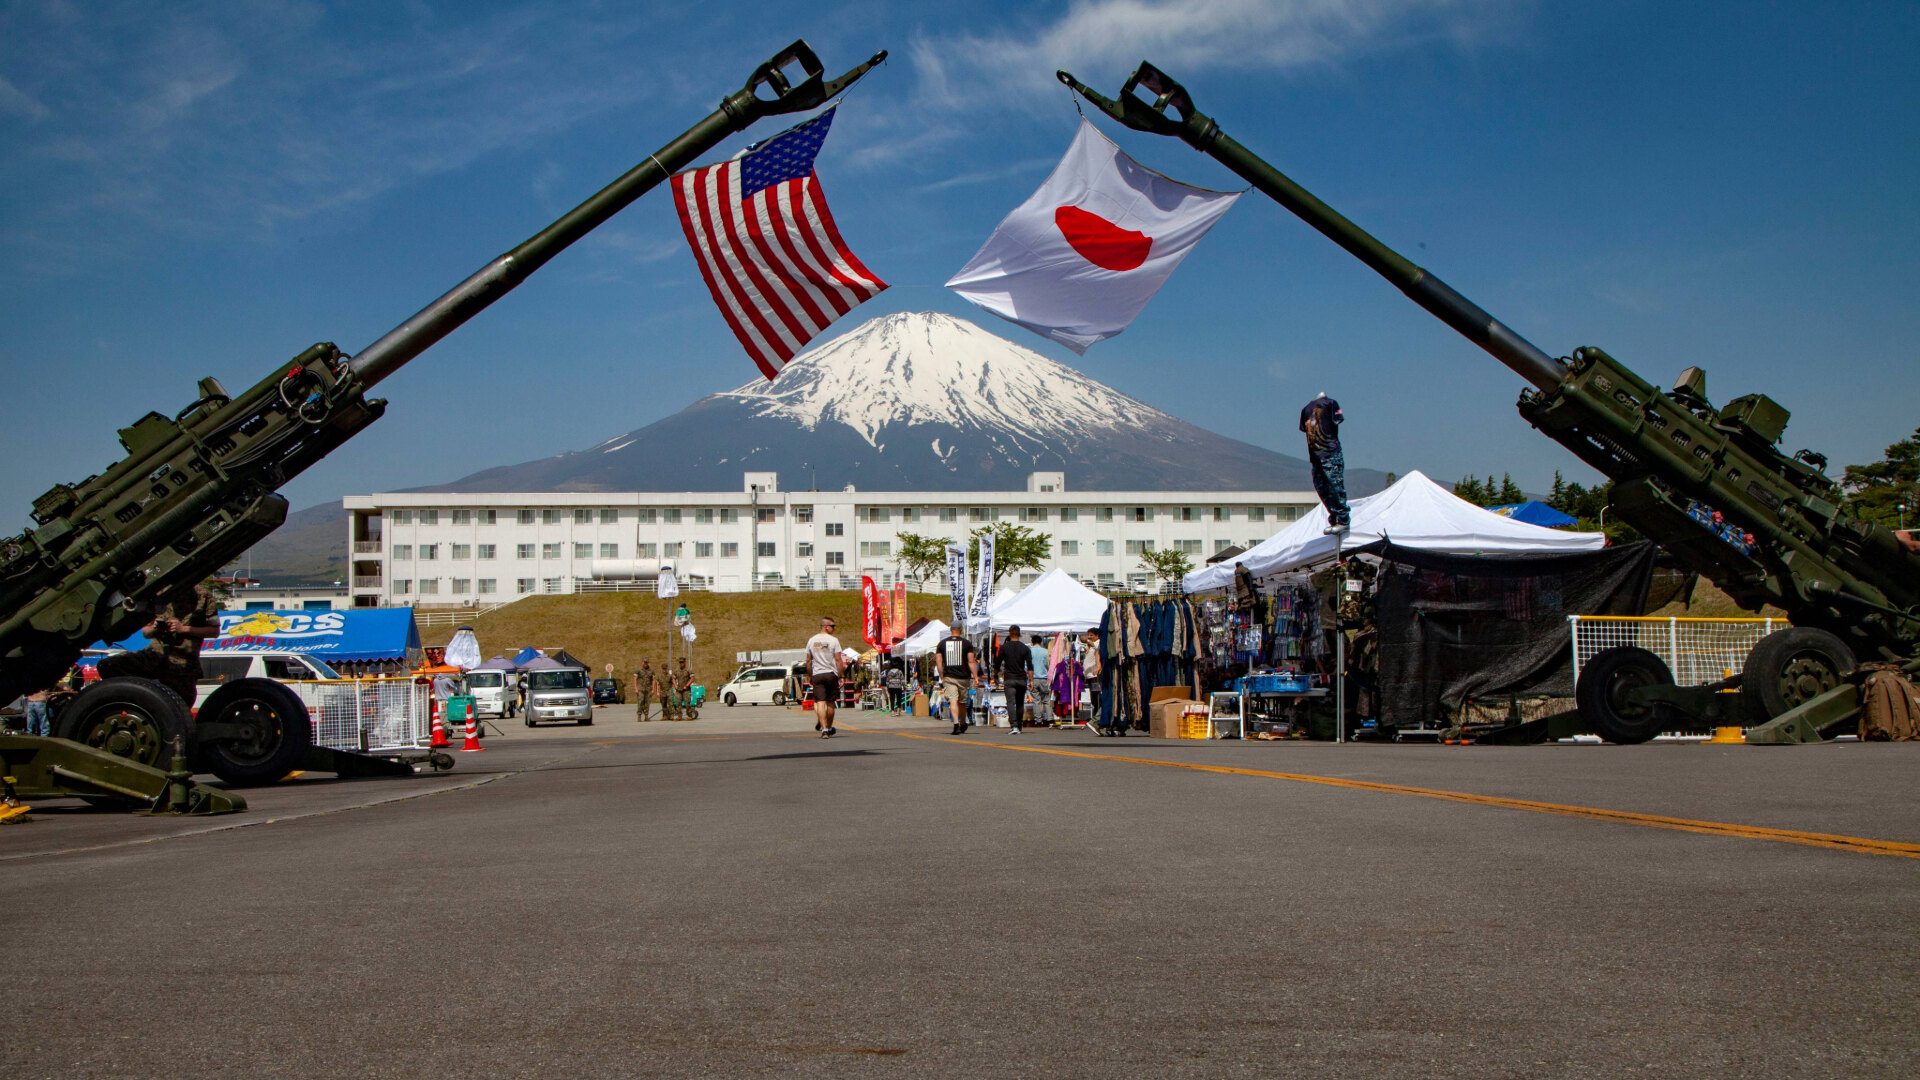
[197,678,312,787]
[1575,647,1678,745]
[55,677,193,768]
[1740,628,1856,726]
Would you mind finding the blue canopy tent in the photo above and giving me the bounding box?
[1488,501,1579,528]
[104,608,423,665]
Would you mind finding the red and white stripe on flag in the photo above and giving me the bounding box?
[671,126,886,380]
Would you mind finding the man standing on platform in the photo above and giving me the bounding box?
[1300,392,1348,534]
[633,659,655,721]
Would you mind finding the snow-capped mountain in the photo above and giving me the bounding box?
[432,311,1386,494]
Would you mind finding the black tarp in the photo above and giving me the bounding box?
[1372,540,1656,725]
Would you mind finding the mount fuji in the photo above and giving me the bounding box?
[434,311,1385,494]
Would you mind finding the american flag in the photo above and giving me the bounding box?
[672,107,887,380]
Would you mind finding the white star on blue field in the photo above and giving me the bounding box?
[1,1,1916,521]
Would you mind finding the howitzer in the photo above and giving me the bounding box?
[1061,63,1920,744]
[0,42,886,801]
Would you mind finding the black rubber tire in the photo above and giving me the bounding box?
[196,678,313,787]
[524,715,534,727]
[1575,646,1678,745]
[686,708,700,721]
[772,691,786,706]
[1740,627,1857,726]
[723,692,737,706]
[578,716,593,726]
[54,677,194,769]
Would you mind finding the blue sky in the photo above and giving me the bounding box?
[3,0,1916,524]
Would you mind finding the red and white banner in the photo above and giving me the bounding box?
[861,575,882,649]
[946,119,1240,354]
[891,581,908,644]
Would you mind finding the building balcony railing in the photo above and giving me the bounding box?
[353,542,383,555]
[351,575,383,589]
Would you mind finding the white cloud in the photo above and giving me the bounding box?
[0,74,49,120]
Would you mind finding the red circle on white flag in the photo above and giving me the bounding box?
[1054,205,1151,272]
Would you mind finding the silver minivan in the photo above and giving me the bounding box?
[524,667,592,726]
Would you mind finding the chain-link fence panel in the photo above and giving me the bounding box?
[1569,616,1778,687]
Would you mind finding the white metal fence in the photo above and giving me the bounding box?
[285,677,432,752]
[1568,616,1779,688]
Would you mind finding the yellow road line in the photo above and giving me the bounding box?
[850,728,1920,860]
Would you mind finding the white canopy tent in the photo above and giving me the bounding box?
[963,588,1023,634]
[1186,470,1605,593]
[988,568,1108,634]
[900,619,950,658]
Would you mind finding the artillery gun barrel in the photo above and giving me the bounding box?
[1056,66,1564,394]
[351,42,887,389]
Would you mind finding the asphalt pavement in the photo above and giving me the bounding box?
[4,704,1916,1078]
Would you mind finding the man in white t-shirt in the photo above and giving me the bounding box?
[806,616,846,738]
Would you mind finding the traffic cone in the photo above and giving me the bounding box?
[459,715,484,752]
[430,711,450,749]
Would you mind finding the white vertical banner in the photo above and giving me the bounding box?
[946,544,969,631]
[971,531,995,628]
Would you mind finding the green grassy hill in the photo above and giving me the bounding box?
[459,590,954,689]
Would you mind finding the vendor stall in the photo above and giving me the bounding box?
[987,569,1107,634]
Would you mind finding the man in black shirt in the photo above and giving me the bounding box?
[937,625,980,735]
[994,624,1035,734]
[1300,393,1348,533]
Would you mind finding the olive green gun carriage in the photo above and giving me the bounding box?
[0,42,887,812]
[1060,63,1920,744]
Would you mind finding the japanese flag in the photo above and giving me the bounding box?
[946,120,1241,354]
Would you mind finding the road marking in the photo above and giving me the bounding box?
[852,728,1920,860]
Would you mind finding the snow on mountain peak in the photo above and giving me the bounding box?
[711,311,1173,450]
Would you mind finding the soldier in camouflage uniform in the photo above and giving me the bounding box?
[96,583,221,704]
[672,657,695,720]
[633,659,655,721]
[654,665,677,721]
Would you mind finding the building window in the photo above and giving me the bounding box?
[695,508,714,524]
[1248,506,1267,522]
[1096,508,1114,523]
[1215,539,1235,553]
[1127,573,1148,590]
[394,580,411,594]
[419,544,438,561]
[452,509,472,525]
[695,542,714,558]
[452,579,471,595]
[542,543,562,559]
[421,510,439,526]
[939,508,958,522]
[861,507,890,523]
[451,544,470,560]
[825,551,845,566]
[793,506,813,523]
[418,578,439,595]
[663,509,682,524]
[1059,508,1078,522]
[1096,573,1116,585]
[1020,572,1040,586]
[574,508,593,522]
[1178,507,1199,521]
[1213,507,1229,522]
[796,543,814,558]
[969,507,993,522]
[720,543,739,558]
[636,543,657,558]
[1126,540,1155,555]
[756,541,776,557]
[392,544,412,560]
[663,542,682,558]
[541,509,560,525]
[516,544,535,560]
[1059,540,1079,556]
[1020,507,1047,522]
[600,543,618,559]
[392,510,413,525]
[478,509,496,526]
[478,579,496,594]
[720,508,740,523]
[517,509,536,525]
[756,507,776,523]
[1097,540,1115,556]
[1279,506,1302,522]
[824,522,844,537]
[859,541,891,558]
[1176,539,1203,555]
[516,578,535,594]
[543,577,562,593]
[1131,507,1153,522]
[636,509,657,524]
[600,509,618,524]
[900,507,919,523]
[477,544,496,560]
[574,543,593,559]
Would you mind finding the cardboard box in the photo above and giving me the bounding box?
[1150,685,1194,704]
[1150,698,1201,738]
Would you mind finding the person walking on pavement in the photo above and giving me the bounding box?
[633,659,655,721]
[995,624,1035,734]
[806,616,846,738]
[1300,392,1349,533]
[1028,633,1053,725]
[938,624,981,735]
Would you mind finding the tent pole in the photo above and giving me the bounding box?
[1335,561,1346,744]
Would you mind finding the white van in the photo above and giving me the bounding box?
[716,665,792,706]
[465,668,517,718]
[195,650,340,709]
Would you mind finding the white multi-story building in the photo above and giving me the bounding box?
[343,472,1317,608]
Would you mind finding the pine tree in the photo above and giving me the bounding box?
[1498,473,1525,505]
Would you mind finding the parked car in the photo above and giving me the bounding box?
[524,666,593,726]
[591,677,625,705]
[717,665,792,707]
[195,650,340,709]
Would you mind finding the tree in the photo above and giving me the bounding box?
[1137,546,1193,592]
[1453,475,1489,506]
[1497,473,1525,505]
[968,522,1050,586]
[1842,426,1920,529]
[892,531,949,584]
